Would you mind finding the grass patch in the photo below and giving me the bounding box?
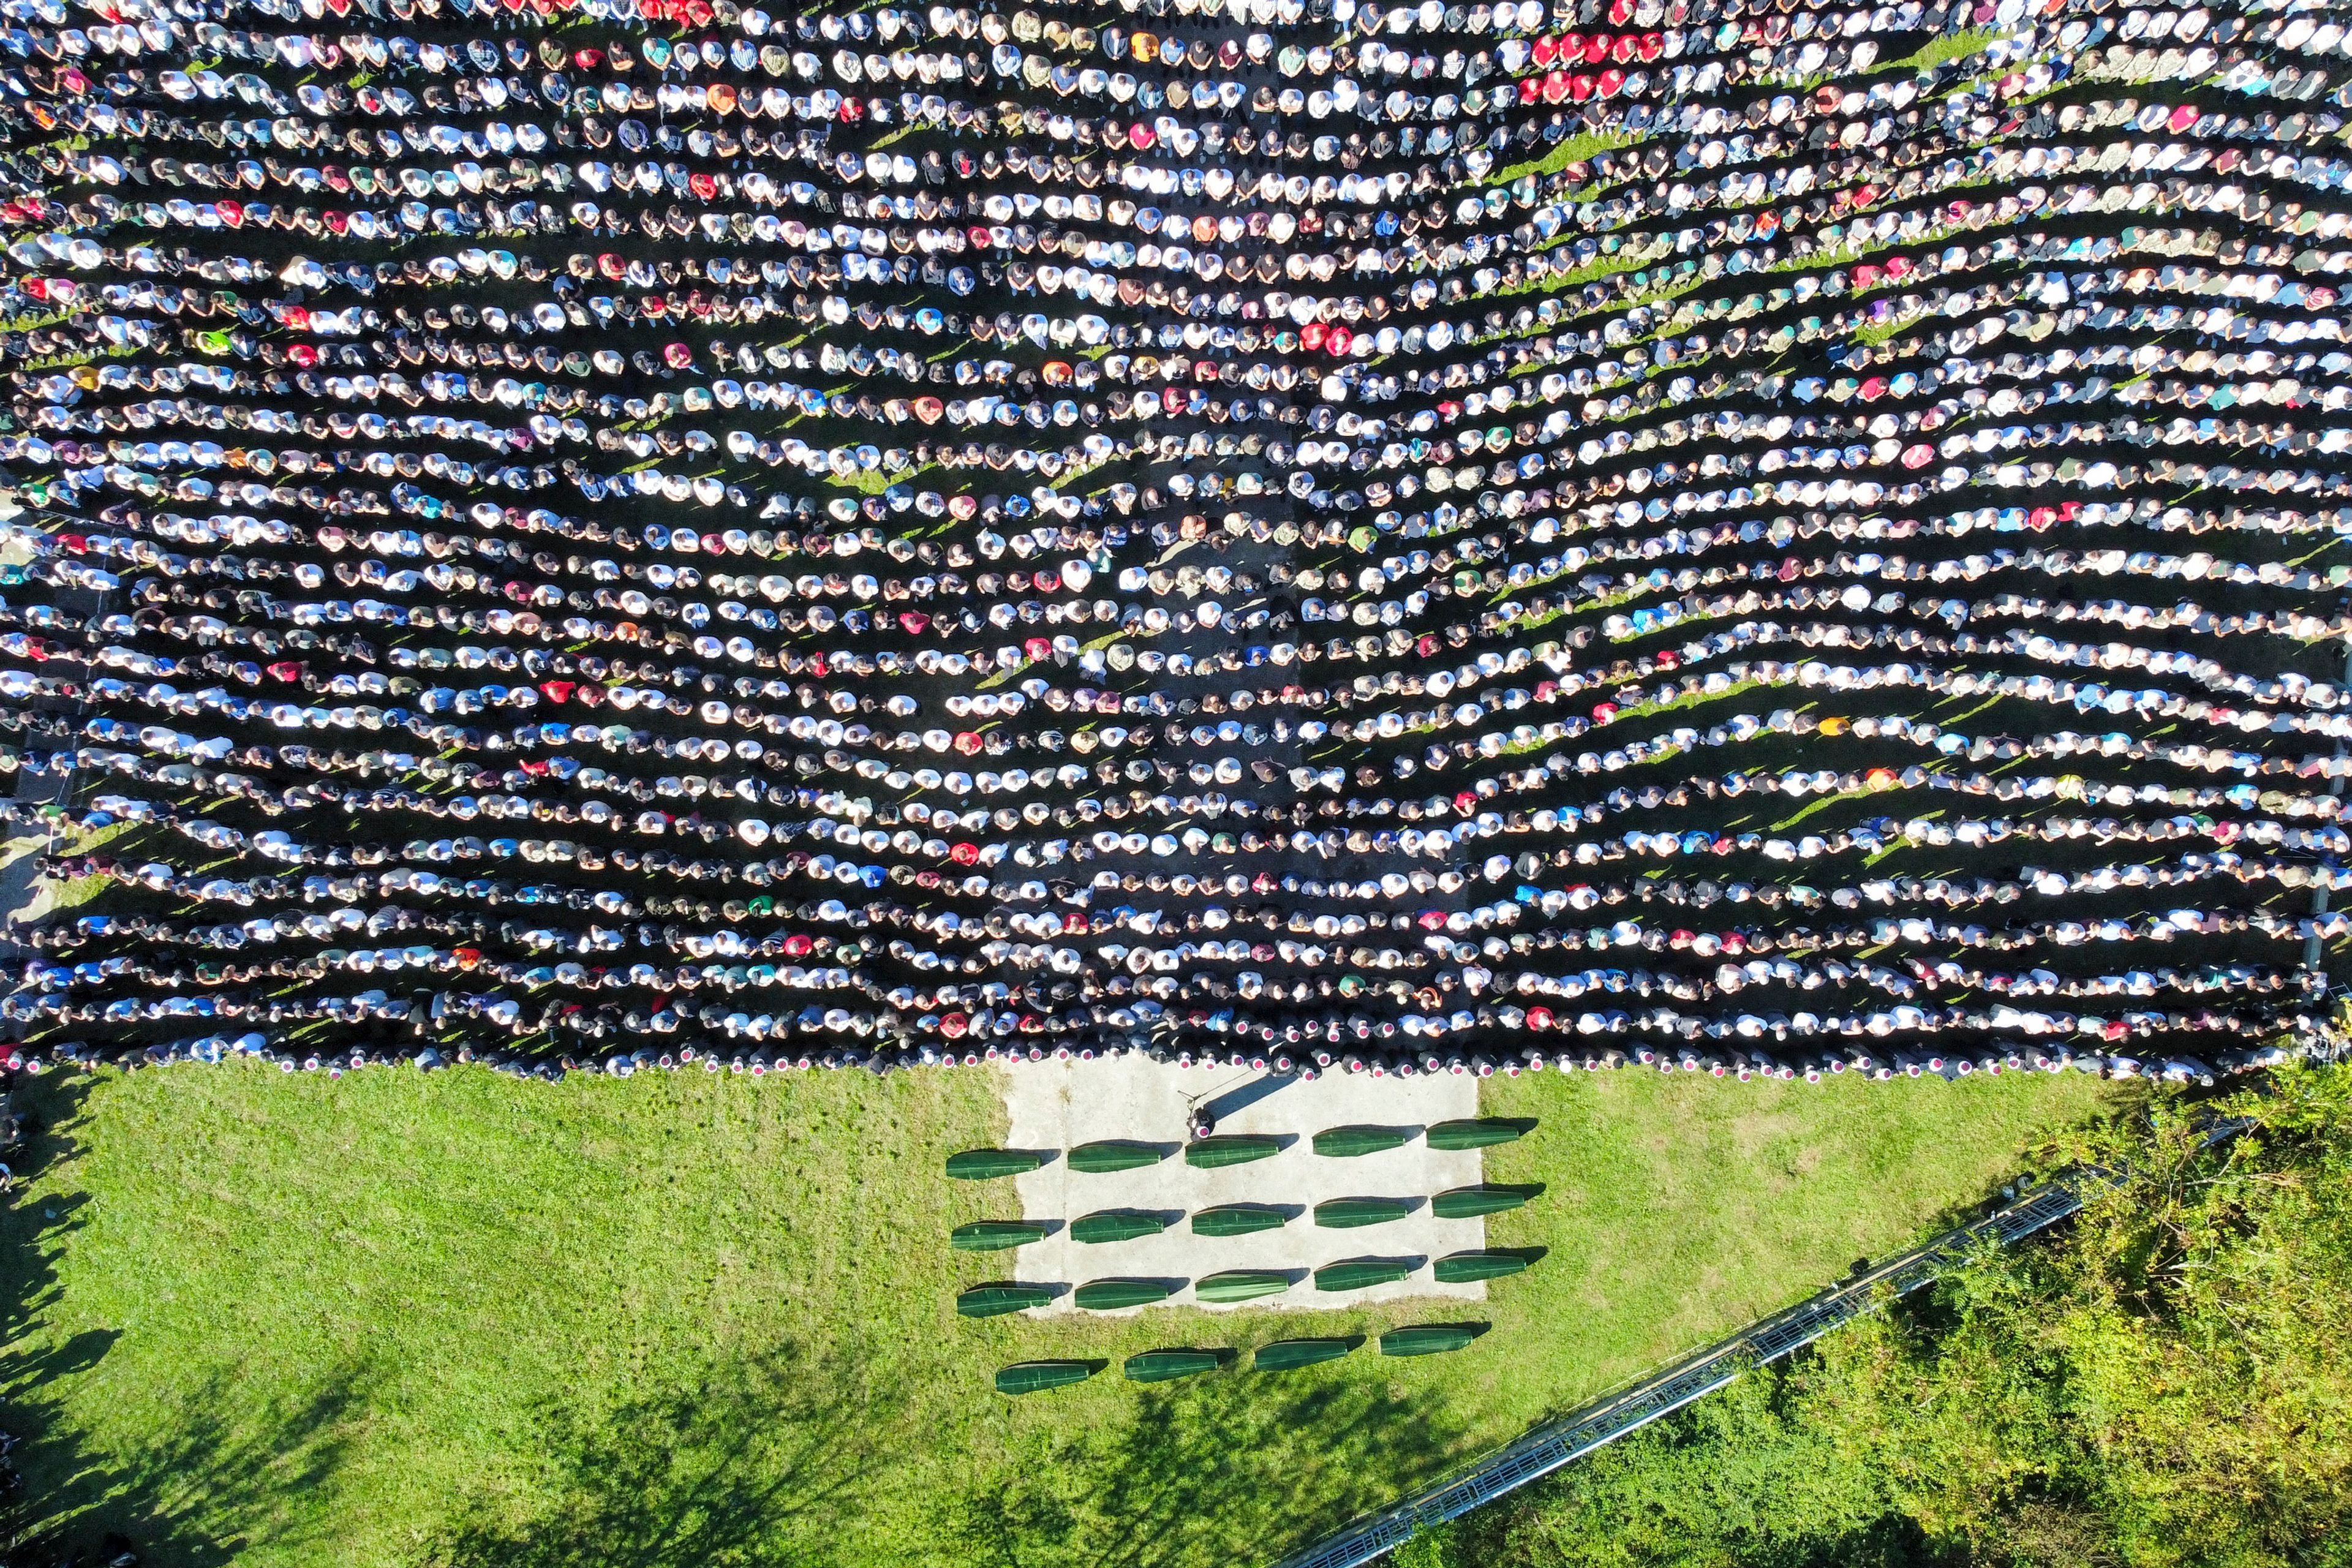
[826,464,907,496]
[1,1063,2109,1567]
[1850,311,1917,346]
[1505,247,1656,301]
[1614,676,1771,726]
[1891,25,1999,73]
[1496,128,1642,188]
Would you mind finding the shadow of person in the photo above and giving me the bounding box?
[3,1350,375,1568]
[13,1325,116,1384]
[0,1073,378,1568]
[1197,1071,1300,1125]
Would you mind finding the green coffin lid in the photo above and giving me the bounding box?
[1073,1278,1178,1311]
[1254,1338,1355,1371]
[957,1283,1054,1317]
[1313,1125,1415,1158]
[1314,1258,1414,1293]
[1315,1196,1414,1229]
[995,1360,1097,1396]
[1124,1349,1221,1384]
[1425,1118,1529,1151]
[1068,1140,1165,1174]
[1433,1250,1532,1283]
[1194,1270,1293,1303]
[951,1220,1049,1252]
[1432,1185,1536,1219]
[1071,1210,1169,1245]
[1185,1134,1282,1169]
[1191,1204,1291,1238]
[946,1148,1050,1180]
[1381,1324,1482,1357]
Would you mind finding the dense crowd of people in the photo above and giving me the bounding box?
[0,0,2345,1085]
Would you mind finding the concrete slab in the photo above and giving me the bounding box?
[1000,1057,1490,1316]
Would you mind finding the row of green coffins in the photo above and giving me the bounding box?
[996,1325,1487,1393]
[944,1118,1529,1183]
[956,1250,1537,1316]
[951,1185,1537,1251]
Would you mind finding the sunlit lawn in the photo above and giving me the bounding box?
[0,1060,2109,1567]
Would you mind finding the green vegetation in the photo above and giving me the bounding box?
[0,1062,2108,1567]
[1495,128,1640,187]
[1891,24,1999,74]
[1850,309,1918,347]
[1438,1064,2352,1568]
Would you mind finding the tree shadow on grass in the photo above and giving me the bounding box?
[1446,1364,1977,1568]
[424,1340,893,1568]
[0,1075,908,1568]
[0,1072,377,1568]
[3,1362,376,1568]
[940,1367,1471,1568]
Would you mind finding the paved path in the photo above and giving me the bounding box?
[0,834,44,929]
[0,766,68,948]
[1001,1057,1488,1315]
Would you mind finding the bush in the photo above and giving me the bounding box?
[1455,1065,2352,1568]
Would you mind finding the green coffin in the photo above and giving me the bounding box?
[1124,1349,1221,1384]
[1191,1204,1291,1238]
[1425,1118,1529,1151]
[995,1360,1097,1396]
[951,1220,1049,1252]
[1072,1210,1168,1245]
[1185,1134,1282,1169]
[1068,1140,1164,1174]
[1255,1338,1355,1371]
[946,1148,1049,1180]
[1432,1185,1536,1219]
[1073,1278,1177,1311]
[957,1283,1054,1318]
[1194,1270,1293,1304]
[1314,1196,1414,1229]
[1314,1258,1414,1293]
[1433,1250,1532,1283]
[1381,1324,1483,1357]
[1313,1125,1415,1158]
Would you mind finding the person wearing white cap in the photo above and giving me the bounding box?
[0,0,2341,1080]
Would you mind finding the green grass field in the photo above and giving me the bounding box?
[0,1062,2113,1568]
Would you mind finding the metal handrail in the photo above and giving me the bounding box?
[1271,1175,2097,1568]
